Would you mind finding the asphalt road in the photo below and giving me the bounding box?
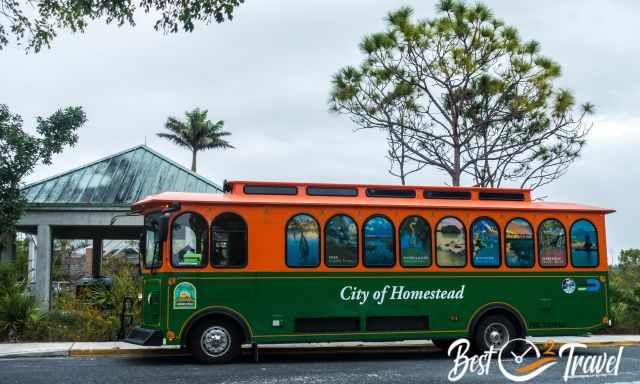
[1,345,640,384]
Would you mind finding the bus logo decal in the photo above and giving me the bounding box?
[173,282,197,310]
[561,278,576,295]
[585,278,601,293]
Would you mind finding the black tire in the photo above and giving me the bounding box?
[432,338,456,352]
[189,318,241,364]
[472,314,517,355]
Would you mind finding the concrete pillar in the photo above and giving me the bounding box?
[34,225,52,310]
[0,232,16,262]
[27,236,37,292]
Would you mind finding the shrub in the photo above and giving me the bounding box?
[609,249,640,333]
[0,252,142,342]
[0,259,42,341]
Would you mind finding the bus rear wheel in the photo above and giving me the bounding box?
[472,314,516,355]
[190,319,241,364]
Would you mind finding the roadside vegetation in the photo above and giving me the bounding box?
[609,249,640,333]
[0,246,141,342]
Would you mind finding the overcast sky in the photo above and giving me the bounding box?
[2,0,639,260]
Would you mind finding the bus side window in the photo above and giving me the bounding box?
[325,214,358,267]
[286,214,321,267]
[435,216,466,267]
[399,216,431,267]
[363,215,395,267]
[505,218,535,268]
[470,217,500,267]
[538,218,567,267]
[211,212,248,268]
[171,212,209,267]
[570,219,599,267]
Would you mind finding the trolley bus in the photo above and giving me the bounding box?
[125,180,614,363]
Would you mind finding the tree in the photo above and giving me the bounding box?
[385,117,425,185]
[610,249,640,332]
[0,0,243,52]
[330,1,593,188]
[157,108,233,172]
[0,104,86,235]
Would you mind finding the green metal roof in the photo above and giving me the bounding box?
[22,145,221,207]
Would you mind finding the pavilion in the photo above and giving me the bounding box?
[0,145,221,309]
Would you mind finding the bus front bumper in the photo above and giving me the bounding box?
[124,327,164,346]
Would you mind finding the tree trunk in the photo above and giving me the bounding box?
[191,150,197,172]
[452,144,461,187]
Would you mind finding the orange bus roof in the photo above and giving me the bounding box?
[132,180,615,214]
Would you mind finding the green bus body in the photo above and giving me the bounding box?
[142,270,609,345]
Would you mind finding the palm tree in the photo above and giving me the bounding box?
[157,108,233,172]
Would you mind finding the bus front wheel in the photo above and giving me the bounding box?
[190,319,241,363]
[472,314,516,355]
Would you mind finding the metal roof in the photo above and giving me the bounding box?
[22,145,221,207]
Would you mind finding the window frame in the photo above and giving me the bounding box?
[285,213,321,268]
[504,217,536,269]
[435,216,468,268]
[469,216,502,268]
[362,214,397,268]
[323,214,359,268]
[142,210,163,269]
[537,218,568,268]
[170,211,210,269]
[398,215,432,268]
[210,211,249,269]
[569,218,600,268]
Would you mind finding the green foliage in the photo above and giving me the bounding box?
[610,249,640,333]
[0,252,141,342]
[0,282,42,341]
[0,259,41,341]
[330,0,593,188]
[28,291,120,341]
[0,0,244,52]
[0,104,86,235]
[157,108,233,172]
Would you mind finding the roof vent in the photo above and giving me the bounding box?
[366,188,416,198]
[424,190,472,200]
[478,191,525,201]
[306,186,358,197]
[243,184,298,196]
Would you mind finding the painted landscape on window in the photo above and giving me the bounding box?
[539,219,567,267]
[571,219,598,267]
[471,218,500,266]
[363,216,394,266]
[400,216,431,267]
[286,214,320,267]
[505,218,535,267]
[325,215,358,266]
[436,217,466,267]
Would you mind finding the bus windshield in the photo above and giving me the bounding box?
[144,212,163,268]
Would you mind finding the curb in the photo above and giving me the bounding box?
[0,350,69,359]
[66,340,640,358]
[4,339,639,359]
[69,348,187,357]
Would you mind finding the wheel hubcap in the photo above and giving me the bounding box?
[201,326,231,357]
[483,322,509,349]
